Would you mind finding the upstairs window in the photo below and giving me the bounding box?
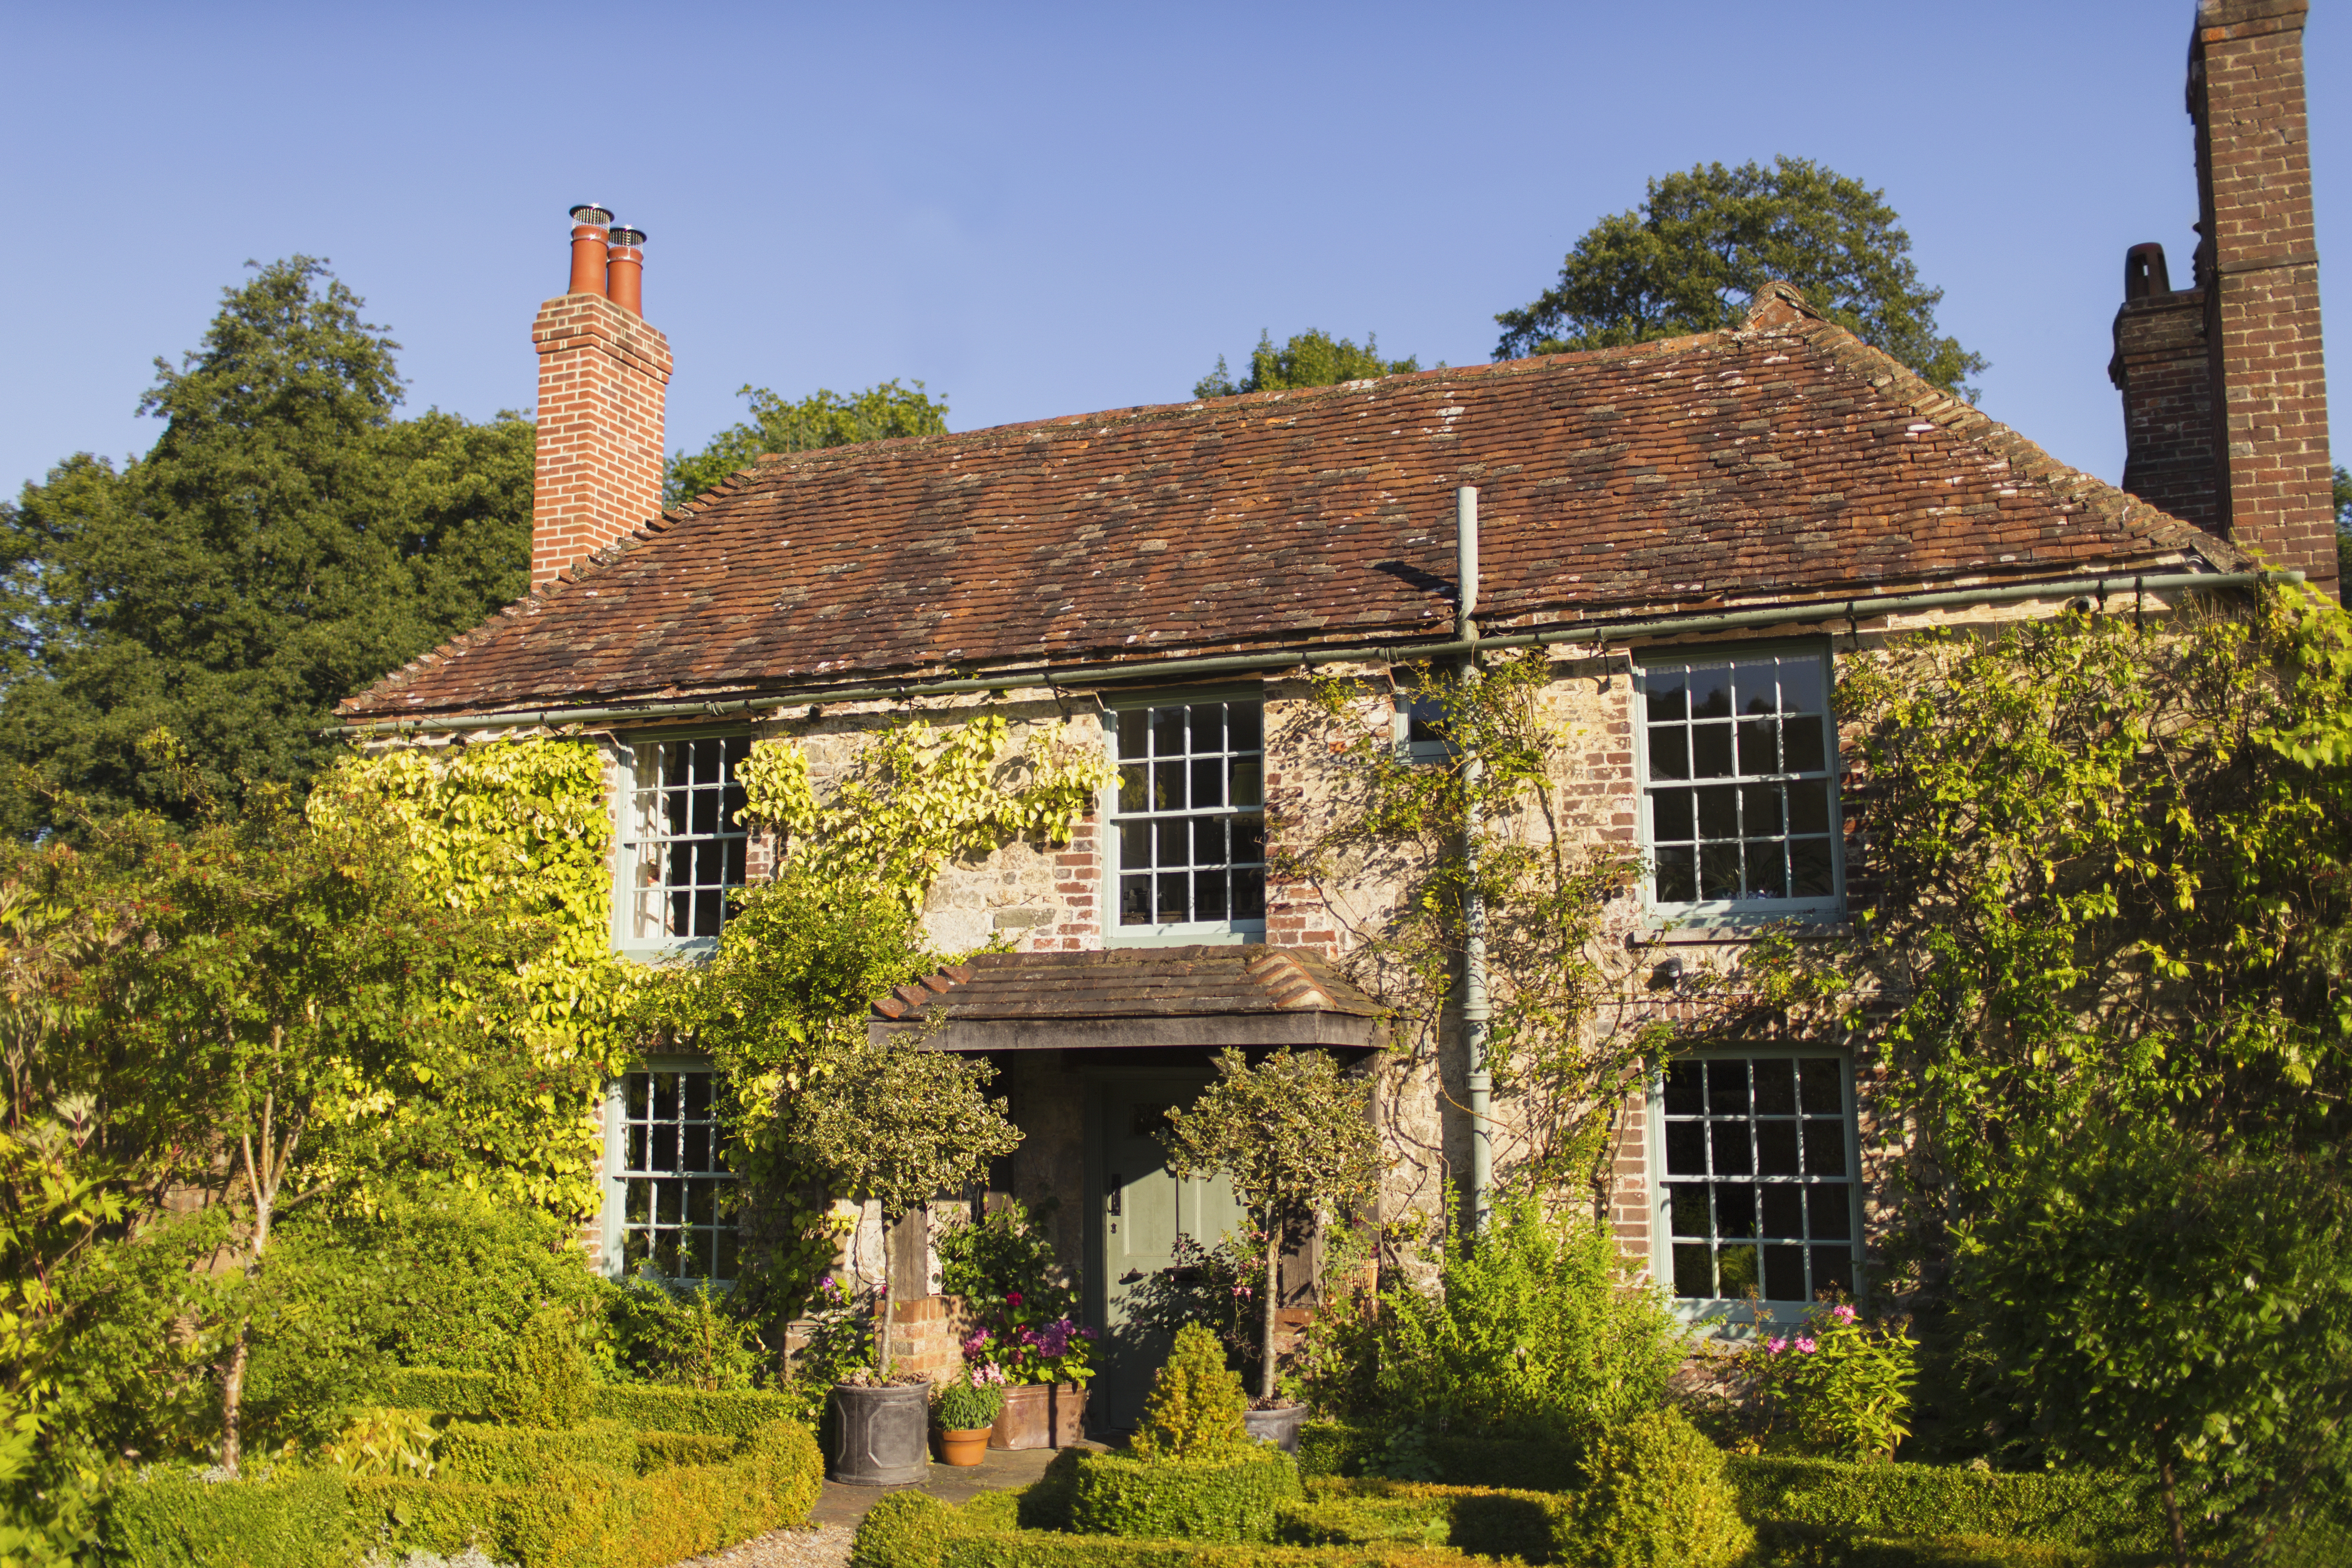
[1111,698,1266,940]
[1638,650,1839,918]
[618,735,750,952]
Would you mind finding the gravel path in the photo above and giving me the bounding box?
[667,1524,852,1568]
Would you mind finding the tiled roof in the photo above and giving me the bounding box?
[343,287,2235,722]
[867,947,1387,1051]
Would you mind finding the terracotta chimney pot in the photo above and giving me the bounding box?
[566,203,613,297]
[606,225,647,316]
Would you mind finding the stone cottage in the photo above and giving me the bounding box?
[338,0,2333,1430]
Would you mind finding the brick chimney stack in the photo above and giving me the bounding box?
[2111,0,2335,595]
[531,205,671,587]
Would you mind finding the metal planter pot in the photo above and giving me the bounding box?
[829,1382,932,1485]
[1245,1403,1306,1452]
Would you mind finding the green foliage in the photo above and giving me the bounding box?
[1956,1130,2352,1554]
[1373,1196,1680,1442]
[1294,656,1655,1206]
[1193,329,1421,400]
[490,1308,594,1431]
[851,1489,959,1568]
[351,1417,820,1568]
[1556,1408,1753,1568]
[102,1466,352,1568]
[1493,156,1985,397]
[1748,1303,1918,1463]
[933,1376,1005,1432]
[0,258,533,830]
[319,1405,440,1479]
[1726,1455,2161,1551]
[665,380,950,509]
[1067,1444,1304,1542]
[1130,1324,1250,1460]
[1158,1047,1379,1398]
[323,738,643,1222]
[435,1418,636,1484]
[604,1275,762,1392]
[1294,1421,1582,1492]
[1275,1482,1567,1558]
[382,1367,813,1442]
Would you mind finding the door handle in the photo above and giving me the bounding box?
[1107,1176,1122,1217]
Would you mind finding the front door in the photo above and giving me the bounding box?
[1088,1075,1252,1433]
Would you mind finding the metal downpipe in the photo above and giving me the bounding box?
[1457,486,1493,1235]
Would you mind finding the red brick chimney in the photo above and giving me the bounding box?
[531,205,671,587]
[2112,1,2335,595]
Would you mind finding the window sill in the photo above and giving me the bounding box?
[1629,918,1850,948]
[1106,924,1266,948]
[615,940,716,965]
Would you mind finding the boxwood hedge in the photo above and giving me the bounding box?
[103,1467,351,1568]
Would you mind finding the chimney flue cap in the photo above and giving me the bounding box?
[570,203,615,226]
[609,225,647,247]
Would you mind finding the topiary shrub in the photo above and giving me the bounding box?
[1556,1408,1752,1568]
[103,1467,352,1568]
[489,1306,593,1430]
[849,1489,960,1568]
[1130,1323,1249,1459]
[1066,1444,1303,1542]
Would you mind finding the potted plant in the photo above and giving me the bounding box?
[1159,1046,1379,1451]
[939,1199,1097,1448]
[800,1032,1021,1484]
[932,1371,1006,1466]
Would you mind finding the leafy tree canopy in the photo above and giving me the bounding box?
[665,380,950,510]
[0,258,534,832]
[2333,463,2350,585]
[1493,156,1987,398]
[1194,329,1420,401]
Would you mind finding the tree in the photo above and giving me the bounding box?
[2332,463,2350,585]
[1156,1046,1379,1401]
[665,381,951,509]
[1193,329,1419,401]
[1493,156,1986,398]
[0,258,535,831]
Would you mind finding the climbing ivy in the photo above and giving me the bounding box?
[321,738,644,1224]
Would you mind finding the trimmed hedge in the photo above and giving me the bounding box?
[1277,1482,1562,1559]
[381,1367,807,1438]
[1564,1409,1751,1568]
[352,1417,822,1568]
[435,1417,637,1484]
[633,1429,740,1471]
[1748,1523,2119,1566]
[1066,1445,1304,1543]
[847,1492,1497,1568]
[1295,1421,1579,1492]
[1726,1456,2163,1553]
[103,1467,351,1568]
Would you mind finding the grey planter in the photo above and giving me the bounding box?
[829,1382,931,1485]
[1244,1403,1305,1453]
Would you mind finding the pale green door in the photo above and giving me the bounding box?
[1090,1076,1252,1433]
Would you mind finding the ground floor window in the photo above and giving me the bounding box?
[1655,1052,1858,1311]
[603,1062,738,1282]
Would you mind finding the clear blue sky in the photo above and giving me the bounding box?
[3,1,2343,504]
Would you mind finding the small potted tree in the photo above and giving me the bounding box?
[801,1033,1021,1484]
[932,1369,1006,1466]
[1159,1045,1379,1451]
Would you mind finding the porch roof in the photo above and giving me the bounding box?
[867,945,1388,1053]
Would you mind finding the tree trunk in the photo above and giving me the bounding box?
[1261,1222,1279,1402]
[218,1326,250,1477]
[2160,1457,2189,1568]
[877,1204,895,1380]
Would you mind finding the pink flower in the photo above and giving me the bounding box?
[1765,1337,1787,1354]
[1234,1286,1252,1298]
[1795,1337,1817,1354]
[1833,1304,1857,1324]
[1007,1292,1024,1307]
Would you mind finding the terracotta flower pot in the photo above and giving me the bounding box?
[988,1381,1090,1449]
[936,1426,993,1466]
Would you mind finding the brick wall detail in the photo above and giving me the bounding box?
[531,293,672,587]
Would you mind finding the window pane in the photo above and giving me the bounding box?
[1737,718,1779,773]
[1697,786,1738,839]
[1195,870,1229,920]
[1120,875,1152,925]
[627,1125,648,1170]
[1157,872,1189,921]
[1715,1183,1757,1238]
[1192,817,1225,866]
[1778,660,1826,716]
[1190,757,1223,808]
[1808,1184,1853,1241]
[1230,760,1263,807]
[1790,838,1835,898]
[1673,1243,1713,1298]
[1151,707,1186,756]
[691,786,719,836]
[716,1232,739,1282]
[1761,1184,1805,1239]
[1710,1122,1754,1176]
[1652,789,1694,843]
[627,1073,649,1117]
[1228,705,1262,751]
[1788,779,1830,834]
[1121,821,1151,868]
[1157,818,1190,867]
[1664,1121,1707,1175]
[651,1124,678,1172]
[1656,846,1696,902]
[1232,818,1265,863]
[654,1073,679,1119]
[1784,716,1826,773]
[1153,760,1187,812]
[1752,1059,1796,1116]
[1190,704,1224,752]
[1757,1122,1800,1176]
[687,1181,715,1225]
[1232,869,1266,920]
[1763,1244,1806,1302]
[1742,784,1784,838]
[1803,1121,1847,1177]
[1691,668,1733,720]
[1706,1060,1748,1114]
[1663,1062,1703,1116]
[1646,678,1688,723]
[1811,1247,1856,1299]
[1119,710,1147,757]
[1667,1184,1709,1237]
[653,1231,680,1278]
[683,1125,710,1172]
[626,1179,651,1223]
[1736,665,1779,716]
[1717,1244,1759,1297]
[1118,764,1147,813]
[1692,725,1734,779]
[1748,846,1788,901]
[1799,1060,1844,1115]
[1649,728,1689,781]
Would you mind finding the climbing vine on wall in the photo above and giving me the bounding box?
[321,738,645,1224]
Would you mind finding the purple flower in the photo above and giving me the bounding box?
[1796,1337,1817,1354]
[1765,1337,1788,1354]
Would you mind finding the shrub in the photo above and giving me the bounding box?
[934,1376,1005,1432]
[1130,1324,1249,1459]
[1066,1444,1303,1542]
[1749,1303,1918,1462]
[1275,1483,1566,1558]
[1295,1420,1581,1492]
[1725,1455,2163,1551]
[379,1368,811,1440]
[632,1430,739,1471]
[486,1308,592,1430]
[850,1490,959,1568]
[604,1273,762,1392]
[434,1419,637,1484]
[103,1466,351,1568]
[321,1405,441,1479]
[1557,1408,1752,1568]
[1376,1197,1681,1442]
